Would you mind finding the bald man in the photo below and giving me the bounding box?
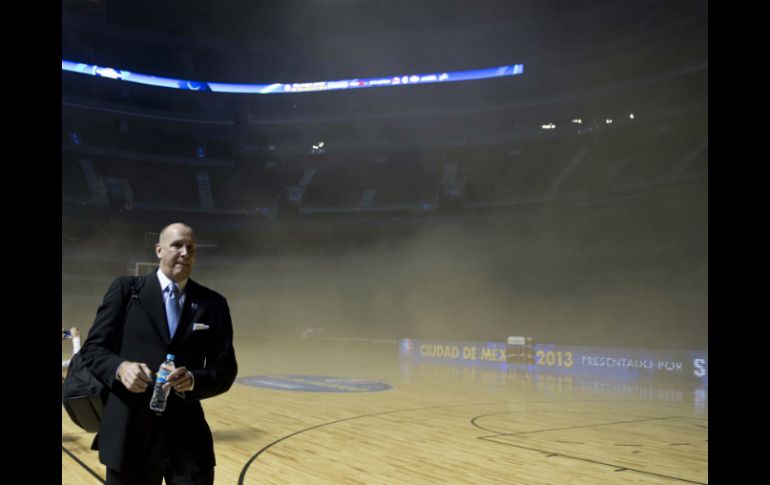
[79,223,237,485]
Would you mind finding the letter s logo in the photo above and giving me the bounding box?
[693,358,707,378]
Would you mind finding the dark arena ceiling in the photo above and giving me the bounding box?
[63,0,706,87]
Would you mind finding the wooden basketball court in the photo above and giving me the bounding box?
[62,337,708,484]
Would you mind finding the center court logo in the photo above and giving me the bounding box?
[237,375,393,392]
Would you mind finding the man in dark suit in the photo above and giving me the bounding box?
[79,223,237,485]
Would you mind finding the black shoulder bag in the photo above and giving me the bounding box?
[62,276,145,432]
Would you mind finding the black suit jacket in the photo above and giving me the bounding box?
[79,272,238,473]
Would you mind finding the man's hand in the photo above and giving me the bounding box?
[164,366,194,393]
[116,361,153,393]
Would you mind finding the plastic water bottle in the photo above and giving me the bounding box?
[149,354,175,413]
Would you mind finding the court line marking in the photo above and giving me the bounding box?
[472,412,667,435]
[237,400,507,485]
[478,436,706,485]
[62,444,106,484]
[472,412,707,484]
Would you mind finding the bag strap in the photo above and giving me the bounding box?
[112,274,147,353]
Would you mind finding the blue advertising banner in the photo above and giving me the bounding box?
[399,339,707,387]
[63,60,523,94]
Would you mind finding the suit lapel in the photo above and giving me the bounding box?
[137,272,171,342]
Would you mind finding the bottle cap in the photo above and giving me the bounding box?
[166,354,175,360]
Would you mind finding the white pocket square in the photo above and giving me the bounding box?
[193,323,210,331]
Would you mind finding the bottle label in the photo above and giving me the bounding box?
[156,368,171,383]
